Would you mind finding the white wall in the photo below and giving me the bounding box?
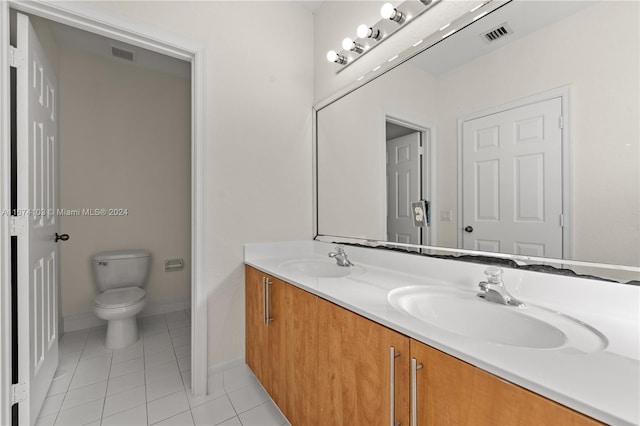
[89,1,314,367]
[58,47,192,317]
[318,63,436,239]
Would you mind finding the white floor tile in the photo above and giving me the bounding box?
[164,311,188,324]
[39,393,65,417]
[145,359,180,385]
[146,390,190,425]
[109,357,143,378]
[170,334,190,348]
[35,412,57,426]
[102,385,146,418]
[191,395,236,426]
[181,369,191,390]
[167,319,189,331]
[237,401,286,426]
[69,366,109,390]
[169,326,190,338]
[223,364,257,393]
[60,380,107,412]
[112,340,143,364]
[146,373,184,402]
[144,337,174,355]
[227,382,269,414]
[152,409,194,426]
[186,373,226,409]
[215,417,242,426]
[145,347,177,367]
[174,344,190,359]
[47,374,72,396]
[101,404,147,426]
[177,355,191,372]
[54,398,104,426]
[106,369,145,396]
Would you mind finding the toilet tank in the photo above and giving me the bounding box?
[92,250,151,292]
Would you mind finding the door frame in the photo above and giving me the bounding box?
[384,114,436,246]
[0,2,208,422]
[456,85,572,259]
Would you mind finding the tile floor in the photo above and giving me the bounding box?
[35,310,290,426]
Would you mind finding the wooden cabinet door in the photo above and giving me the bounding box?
[410,339,601,426]
[245,266,270,388]
[266,277,287,409]
[283,283,318,426]
[318,299,410,426]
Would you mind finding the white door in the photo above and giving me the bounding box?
[461,97,563,258]
[15,13,59,424]
[387,133,421,244]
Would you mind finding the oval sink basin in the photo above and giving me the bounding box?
[279,259,365,278]
[388,286,606,352]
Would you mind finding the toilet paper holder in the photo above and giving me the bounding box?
[165,258,184,272]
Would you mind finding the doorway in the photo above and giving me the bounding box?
[0,3,208,424]
[385,117,434,247]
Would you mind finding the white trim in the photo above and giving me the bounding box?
[457,86,572,260]
[0,3,208,421]
[0,2,13,424]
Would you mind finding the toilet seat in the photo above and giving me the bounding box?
[95,287,146,308]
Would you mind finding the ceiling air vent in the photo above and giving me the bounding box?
[482,23,513,43]
[110,45,136,62]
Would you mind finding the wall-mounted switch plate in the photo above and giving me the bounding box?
[411,200,430,227]
[165,258,184,272]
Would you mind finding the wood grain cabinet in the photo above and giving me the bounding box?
[245,265,599,426]
[245,266,317,425]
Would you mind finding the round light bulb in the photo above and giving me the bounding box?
[380,3,396,19]
[326,50,338,62]
[342,37,354,51]
[357,24,370,39]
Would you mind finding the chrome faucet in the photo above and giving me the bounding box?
[328,245,354,267]
[477,266,525,308]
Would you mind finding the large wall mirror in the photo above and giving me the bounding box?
[316,0,639,283]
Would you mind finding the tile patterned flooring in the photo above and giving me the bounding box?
[36,311,289,426]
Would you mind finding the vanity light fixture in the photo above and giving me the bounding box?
[326,50,348,65]
[418,0,434,5]
[342,37,365,54]
[357,24,383,41]
[380,3,406,24]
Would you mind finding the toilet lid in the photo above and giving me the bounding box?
[95,287,146,308]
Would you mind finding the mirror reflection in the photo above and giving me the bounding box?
[317,0,639,274]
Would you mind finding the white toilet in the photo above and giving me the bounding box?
[92,250,150,349]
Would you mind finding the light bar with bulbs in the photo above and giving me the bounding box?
[326,0,441,70]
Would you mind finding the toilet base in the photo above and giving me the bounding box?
[105,317,139,349]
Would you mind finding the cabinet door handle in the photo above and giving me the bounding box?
[411,358,423,426]
[390,347,401,426]
[262,277,267,325]
[265,278,273,325]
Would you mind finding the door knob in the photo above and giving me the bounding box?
[55,233,69,242]
[464,226,473,233]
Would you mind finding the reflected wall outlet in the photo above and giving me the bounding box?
[441,210,453,222]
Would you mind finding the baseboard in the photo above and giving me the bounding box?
[207,357,246,377]
[62,296,191,334]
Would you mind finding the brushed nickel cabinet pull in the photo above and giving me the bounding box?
[411,358,423,426]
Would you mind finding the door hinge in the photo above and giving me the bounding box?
[10,216,27,237]
[418,146,425,156]
[559,214,564,228]
[10,382,27,405]
[9,46,25,69]
[559,116,564,129]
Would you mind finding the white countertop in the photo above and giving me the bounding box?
[244,240,640,426]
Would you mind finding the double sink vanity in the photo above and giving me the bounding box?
[244,240,639,426]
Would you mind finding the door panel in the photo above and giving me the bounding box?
[16,13,59,423]
[387,133,421,244]
[462,98,563,258]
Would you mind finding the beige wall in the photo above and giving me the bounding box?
[58,47,191,316]
[87,1,314,367]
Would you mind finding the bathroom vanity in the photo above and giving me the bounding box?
[244,241,639,426]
